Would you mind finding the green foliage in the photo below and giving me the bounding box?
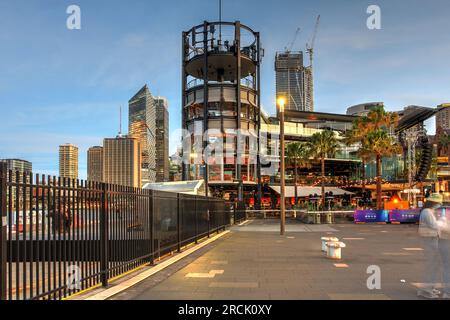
[307,130,339,161]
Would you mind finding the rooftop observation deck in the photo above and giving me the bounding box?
[184,21,260,82]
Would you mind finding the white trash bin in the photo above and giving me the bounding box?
[326,241,346,259]
[321,237,339,252]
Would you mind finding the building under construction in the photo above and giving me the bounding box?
[275,16,320,112]
[275,51,314,112]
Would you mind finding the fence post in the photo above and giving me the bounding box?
[100,183,109,287]
[0,163,7,300]
[150,190,155,265]
[207,208,210,238]
[177,194,181,252]
[195,198,198,244]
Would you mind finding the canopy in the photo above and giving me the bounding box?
[269,186,354,198]
[143,180,205,195]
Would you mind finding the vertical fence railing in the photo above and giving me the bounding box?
[0,163,7,300]
[0,167,231,300]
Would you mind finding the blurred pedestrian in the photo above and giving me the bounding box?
[417,193,442,299]
[436,197,450,299]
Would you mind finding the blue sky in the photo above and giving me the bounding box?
[0,0,449,179]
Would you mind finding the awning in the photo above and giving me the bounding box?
[269,186,354,198]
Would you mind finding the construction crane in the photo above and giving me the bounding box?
[306,15,320,67]
[285,27,301,52]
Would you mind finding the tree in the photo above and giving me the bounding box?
[342,117,371,193]
[307,130,339,209]
[346,105,401,210]
[363,130,401,209]
[286,142,310,206]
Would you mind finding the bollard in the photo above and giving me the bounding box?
[326,241,346,260]
[326,212,333,224]
[321,237,339,252]
[315,213,321,224]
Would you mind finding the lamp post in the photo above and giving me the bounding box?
[278,97,286,235]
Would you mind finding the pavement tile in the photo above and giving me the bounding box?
[110,220,427,300]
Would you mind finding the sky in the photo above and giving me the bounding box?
[0,0,449,179]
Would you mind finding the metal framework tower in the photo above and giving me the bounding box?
[181,21,262,205]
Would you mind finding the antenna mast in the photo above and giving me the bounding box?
[119,105,122,136]
[219,0,222,43]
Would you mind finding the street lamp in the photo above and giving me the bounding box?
[277,97,286,235]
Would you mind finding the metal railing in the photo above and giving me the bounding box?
[0,164,231,300]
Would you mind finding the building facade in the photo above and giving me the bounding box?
[436,104,450,130]
[275,51,313,112]
[59,144,78,179]
[103,135,141,188]
[0,158,32,174]
[87,146,103,182]
[346,102,383,116]
[129,85,156,186]
[154,97,169,182]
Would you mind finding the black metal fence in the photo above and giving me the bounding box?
[0,164,231,300]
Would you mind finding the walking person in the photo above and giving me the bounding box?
[437,198,450,299]
[417,193,443,299]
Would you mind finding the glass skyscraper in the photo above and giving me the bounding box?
[128,85,156,185]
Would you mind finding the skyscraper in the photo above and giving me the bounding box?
[0,158,32,174]
[87,146,103,182]
[154,96,169,182]
[275,51,314,112]
[103,135,141,188]
[59,143,78,179]
[436,104,450,130]
[128,85,156,186]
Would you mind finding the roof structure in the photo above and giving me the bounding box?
[269,186,354,197]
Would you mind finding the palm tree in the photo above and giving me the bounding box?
[286,142,310,206]
[342,118,371,192]
[363,129,402,210]
[345,105,401,209]
[308,130,339,209]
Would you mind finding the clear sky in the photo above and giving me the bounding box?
[1,0,449,179]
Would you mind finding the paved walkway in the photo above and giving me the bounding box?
[110,219,437,300]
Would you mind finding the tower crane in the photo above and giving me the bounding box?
[285,27,301,52]
[306,15,320,67]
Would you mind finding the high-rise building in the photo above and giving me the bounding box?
[103,135,141,188]
[0,159,33,210]
[128,85,156,186]
[436,104,450,130]
[154,96,169,182]
[59,144,78,179]
[275,51,313,111]
[0,158,32,174]
[87,146,103,182]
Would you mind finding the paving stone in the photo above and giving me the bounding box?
[111,220,428,300]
